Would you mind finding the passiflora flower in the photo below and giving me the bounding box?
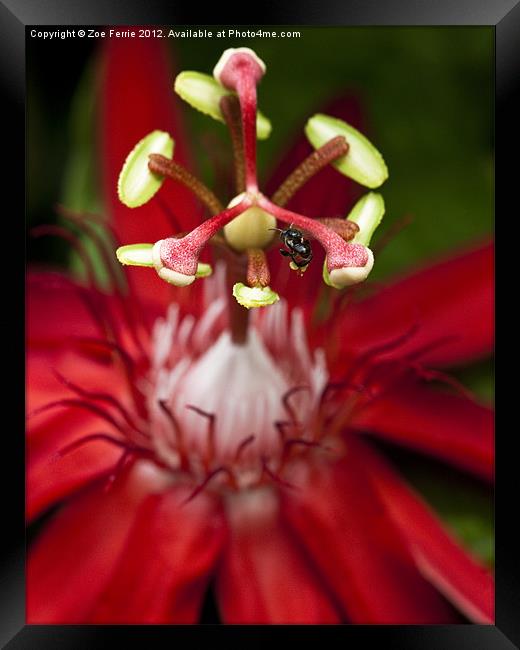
[26,39,494,624]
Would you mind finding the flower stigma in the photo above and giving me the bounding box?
[115,46,388,308]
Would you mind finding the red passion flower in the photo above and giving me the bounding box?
[27,39,494,624]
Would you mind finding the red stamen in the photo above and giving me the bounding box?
[158,199,251,276]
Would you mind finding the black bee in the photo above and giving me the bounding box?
[270,225,313,270]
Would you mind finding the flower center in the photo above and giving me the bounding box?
[143,274,328,489]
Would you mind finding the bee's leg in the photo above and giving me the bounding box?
[294,255,311,268]
[279,249,291,257]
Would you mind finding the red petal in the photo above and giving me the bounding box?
[350,378,494,482]
[27,272,133,519]
[216,490,340,623]
[332,241,494,369]
[27,272,136,413]
[99,38,200,307]
[282,450,460,623]
[27,459,173,623]
[353,438,494,623]
[27,408,121,521]
[89,488,226,623]
[264,95,366,309]
[28,272,101,346]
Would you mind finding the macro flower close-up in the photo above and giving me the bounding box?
[27,32,494,624]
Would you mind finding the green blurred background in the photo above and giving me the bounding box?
[27,27,494,567]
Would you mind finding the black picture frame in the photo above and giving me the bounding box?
[4,0,515,647]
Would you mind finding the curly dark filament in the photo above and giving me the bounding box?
[54,205,125,293]
[411,365,477,402]
[31,225,123,345]
[182,466,236,505]
[158,400,189,470]
[185,405,216,471]
[282,385,310,425]
[234,434,256,463]
[404,334,459,365]
[155,193,184,233]
[261,457,296,490]
[29,399,130,437]
[103,449,139,491]
[67,335,147,419]
[356,335,460,412]
[56,432,148,458]
[30,225,98,285]
[52,370,146,438]
[275,420,294,442]
[56,207,148,357]
[271,136,349,207]
[338,322,421,390]
[148,154,224,216]
[282,438,332,465]
[372,213,414,257]
[71,336,136,375]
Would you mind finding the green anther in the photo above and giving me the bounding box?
[348,192,385,246]
[305,114,388,188]
[118,130,174,207]
[232,283,280,309]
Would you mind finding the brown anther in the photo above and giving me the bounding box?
[148,154,224,216]
[246,248,271,288]
[271,136,349,207]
